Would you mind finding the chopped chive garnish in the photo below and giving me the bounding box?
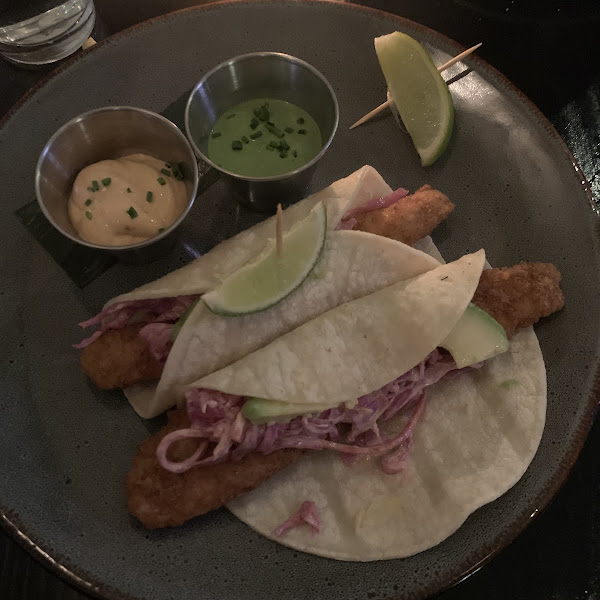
[158,227,165,233]
[253,104,270,122]
[101,177,111,187]
[85,211,93,220]
[297,117,305,124]
[293,150,298,158]
[250,130,263,139]
[281,140,290,150]
[172,162,184,180]
[92,180,100,191]
[266,121,275,126]
[279,151,288,158]
[284,126,294,133]
[211,131,222,138]
[241,136,249,144]
[127,187,132,193]
[146,191,154,203]
[226,113,236,119]
[268,140,279,148]
[160,168,172,177]
[232,140,243,151]
[157,177,166,185]
[126,206,138,219]
[250,118,259,129]
[84,198,92,206]
[87,186,95,192]
[265,123,284,138]
[297,129,307,135]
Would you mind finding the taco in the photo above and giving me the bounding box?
[77,166,454,418]
[127,248,564,563]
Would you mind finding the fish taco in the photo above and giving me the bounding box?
[125,248,562,560]
[78,166,454,417]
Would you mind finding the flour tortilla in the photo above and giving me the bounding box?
[228,328,545,560]
[221,248,546,561]
[132,231,441,417]
[193,251,485,406]
[120,166,441,418]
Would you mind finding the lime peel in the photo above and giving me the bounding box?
[374,31,454,166]
[202,202,327,316]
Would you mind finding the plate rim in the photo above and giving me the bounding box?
[1,1,598,599]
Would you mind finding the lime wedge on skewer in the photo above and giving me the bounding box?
[203,202,327,316]
[374,32,454,166]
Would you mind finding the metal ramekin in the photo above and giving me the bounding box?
[36,106,199,263]
[185,52,339,213]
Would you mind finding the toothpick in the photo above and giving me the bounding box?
[276,203,283,257]
[349,42,482,130]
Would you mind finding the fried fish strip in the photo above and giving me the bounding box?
[80,185,455,389]
[126,261,564,529]
[80,324,162,390]
[352,184,454,246]
[126,408,303,529]
[472,262,564,336]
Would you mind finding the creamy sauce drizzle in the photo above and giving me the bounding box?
[69,153,187,246]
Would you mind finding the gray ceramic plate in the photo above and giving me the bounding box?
[1,2,598,599]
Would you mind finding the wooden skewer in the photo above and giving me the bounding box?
[349,42,482,130]
[275,203,283,257]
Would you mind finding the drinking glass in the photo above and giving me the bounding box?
[0,0,95,65]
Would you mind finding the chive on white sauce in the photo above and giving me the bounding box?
[68,154,187,246]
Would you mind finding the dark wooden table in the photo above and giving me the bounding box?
[1,1,599,598]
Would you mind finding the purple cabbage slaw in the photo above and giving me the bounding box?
[156,350,471,476]
[74,187,409,354]
[336,186,409,231]
[274,501,322,537]
[74,295,198,364]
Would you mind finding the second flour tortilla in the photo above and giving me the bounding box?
[226,244,547,560]
[227,329,545,560]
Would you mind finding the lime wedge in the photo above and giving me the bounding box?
[374,32,454,166]
[203,202,327,316]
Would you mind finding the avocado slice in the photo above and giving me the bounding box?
[242,397,338,424]
[440,303,508,368]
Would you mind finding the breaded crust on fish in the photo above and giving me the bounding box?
[352,184,454,246]
[80,324,162,390]
[472,262,564,336]
[126,262,564,529]
[127,408,304,529]
[80,185,457,390]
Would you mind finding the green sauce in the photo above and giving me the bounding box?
[208,99,322,177]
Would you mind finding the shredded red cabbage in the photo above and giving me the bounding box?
[338,186,409,226]
[336,217,357,230]
[274,501,322,537]
[157,350,467,475]
[138,323,175,365]
[74,295,198,349]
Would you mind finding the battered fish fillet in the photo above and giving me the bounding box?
[80,185,455,390]
[352,184,454,246]
[126,408,303,529]
[126,261,564,529]
[472,262,564,336]
[80,324,162,389]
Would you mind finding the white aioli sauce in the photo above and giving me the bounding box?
[69,153,187,246]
